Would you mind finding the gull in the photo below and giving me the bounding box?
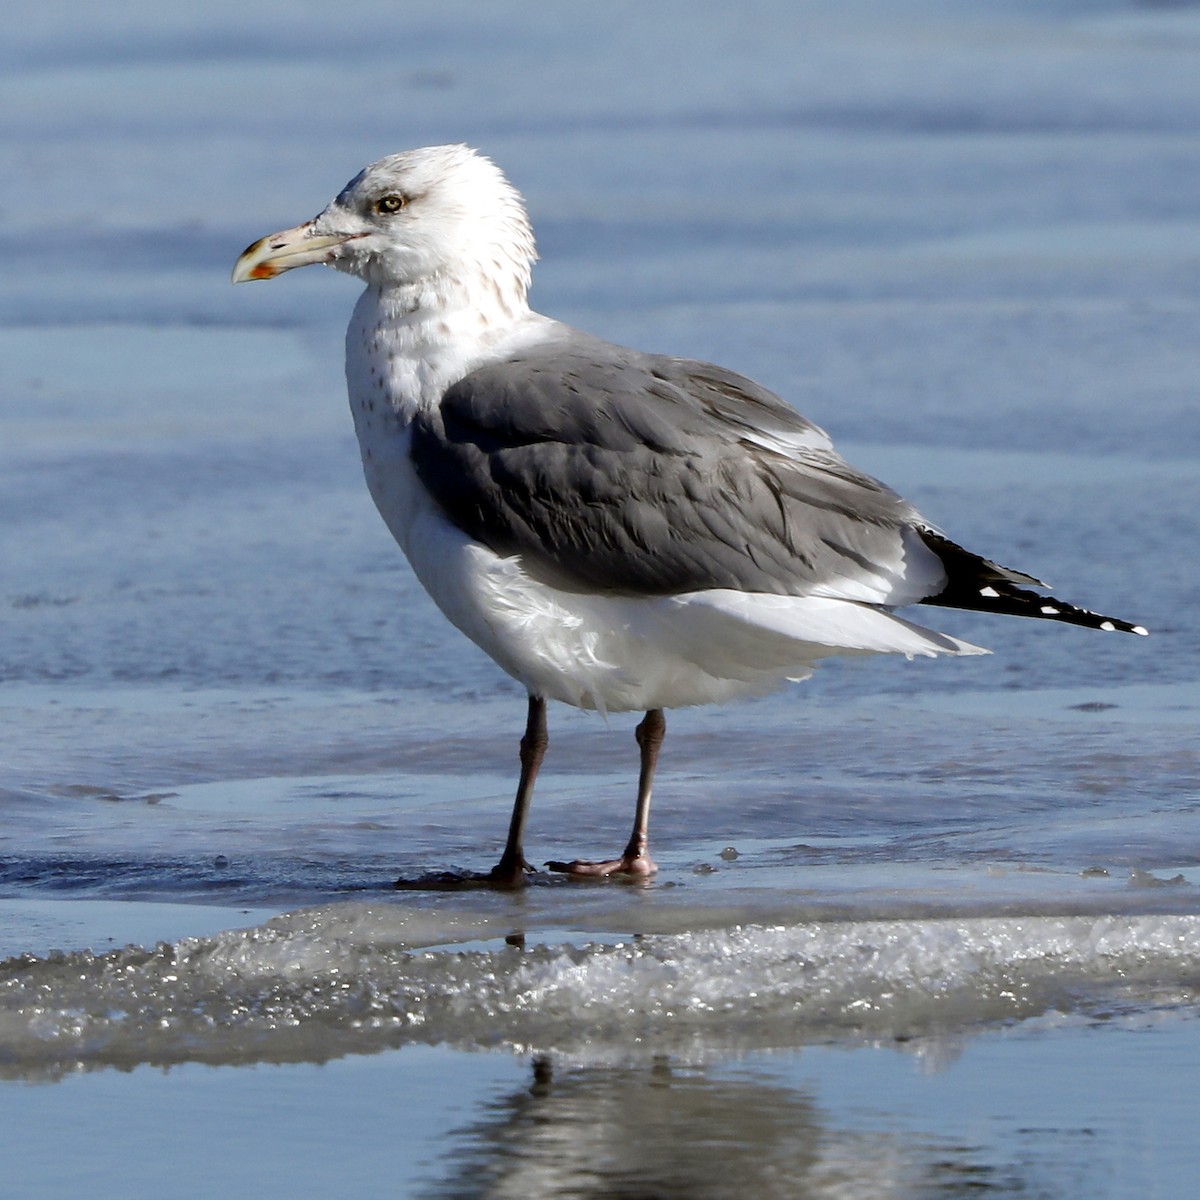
[233,144,1146,885]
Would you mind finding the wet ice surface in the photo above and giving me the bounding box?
[3,1,1200,1196]
[5,903,1200,1074]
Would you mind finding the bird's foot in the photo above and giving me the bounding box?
[393,855,535,891]
[545,853,658,880]
[486,854,537,888]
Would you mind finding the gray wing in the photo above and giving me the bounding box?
[409,335,951,603]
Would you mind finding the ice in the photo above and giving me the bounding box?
[2,906,1197,1077]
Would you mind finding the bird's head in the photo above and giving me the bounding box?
[233,144,537,310]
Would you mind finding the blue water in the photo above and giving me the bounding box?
[2,2,1199,1195]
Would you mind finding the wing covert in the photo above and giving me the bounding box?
[410,340,943,603]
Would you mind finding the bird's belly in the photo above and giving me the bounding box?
[400,504,812,712]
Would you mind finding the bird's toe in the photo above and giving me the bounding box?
[545,854,658,880]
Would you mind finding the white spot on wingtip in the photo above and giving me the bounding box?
[1133,625,1149,636]
[1100,620,1116,631]
[979,586,999,598]
[1041,605,1060,615]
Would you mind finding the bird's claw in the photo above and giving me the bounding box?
[545,854,658,880]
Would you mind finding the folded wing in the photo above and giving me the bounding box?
[411,333,1145,636]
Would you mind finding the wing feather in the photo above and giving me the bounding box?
[411,338,944,604]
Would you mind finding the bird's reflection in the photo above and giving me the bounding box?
[428,1055,1034,1199]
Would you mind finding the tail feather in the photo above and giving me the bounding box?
[917,528,1148,636]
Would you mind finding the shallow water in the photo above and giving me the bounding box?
[3,1,1199,1195]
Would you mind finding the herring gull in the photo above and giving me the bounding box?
[232,144,1146,886]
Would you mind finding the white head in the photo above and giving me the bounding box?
[233,145,537,316]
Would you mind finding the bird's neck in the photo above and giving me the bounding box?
[347,276,545,421]
[377,262,530,325]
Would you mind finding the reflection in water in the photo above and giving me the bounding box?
[430,1057,1037,1199]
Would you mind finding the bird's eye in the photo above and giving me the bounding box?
[375,194,407,215]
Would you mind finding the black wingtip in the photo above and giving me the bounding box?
[923,579,1148,635]
[917,529,1148,636]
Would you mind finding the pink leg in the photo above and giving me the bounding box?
[547,708,664,879]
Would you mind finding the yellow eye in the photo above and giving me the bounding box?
[375,194,407,215]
